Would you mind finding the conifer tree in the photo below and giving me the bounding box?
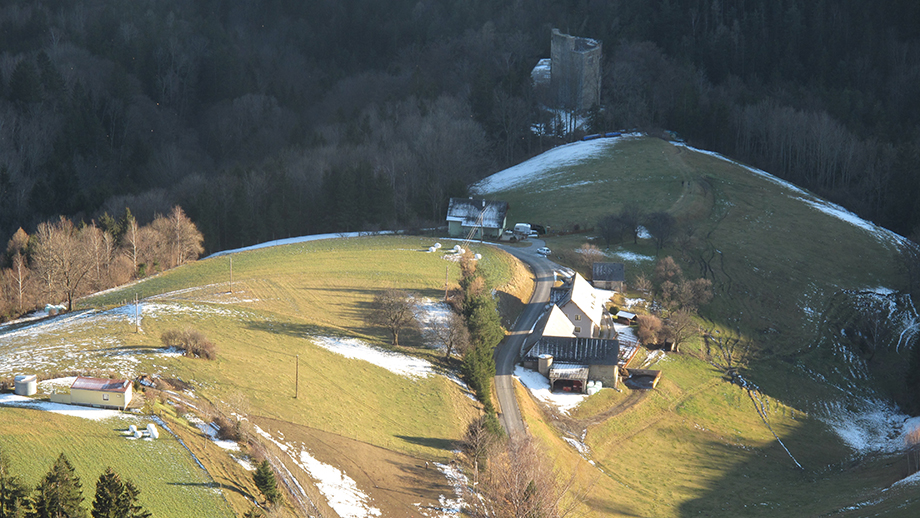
[0,447,27,518]
[90,467,149,518]
[253,460,281,505]
[27,453,86,518]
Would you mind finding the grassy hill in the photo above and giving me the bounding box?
[0,236,531,517]
[3,136,919,517]
[475,135,920,516]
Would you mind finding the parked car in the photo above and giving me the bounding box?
[536,247,551,256]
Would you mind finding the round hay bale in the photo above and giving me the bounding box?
[134,430,143,439]
[128,424,137,434]
[434,243,442,249]
[146,423,159,440]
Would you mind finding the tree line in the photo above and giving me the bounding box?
[0,205,203,321]
[0,449,149,518]
[1,1,918,254]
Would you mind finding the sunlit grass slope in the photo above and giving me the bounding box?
[0,407,232,517]
[481,136,913,516]
[85,236,519,456]
[3,236,528,517]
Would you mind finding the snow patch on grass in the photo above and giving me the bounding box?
[311,336,434,379]
[610,250,655,263]
[297,448,381,518]
[415,462,467,517]
[416,298,453,353]
[513,366,587,414]
[472,137,630,194]
[187,415,240,451]
[254,425,380,518]
[0,393,129,421]
[818,399,915,455]
[205,231,396,258]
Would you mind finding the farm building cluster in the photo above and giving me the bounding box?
[520,266,655,394]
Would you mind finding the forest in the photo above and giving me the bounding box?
[0,0,919,255]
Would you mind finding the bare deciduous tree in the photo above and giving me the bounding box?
[365,289,418,346]
[644,212,676,255]
[579,243,605,271]
[150,206,204,268]
[32,217,94,311]
[636,314,663,346]
[432,312,471,359]
[664,309,695,353]
[466,435,566,518]
[122,211,140,275]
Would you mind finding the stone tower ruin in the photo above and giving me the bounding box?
[550,28,602,113]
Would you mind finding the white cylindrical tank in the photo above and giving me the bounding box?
[146,423,159,440]
[14,375,37,396]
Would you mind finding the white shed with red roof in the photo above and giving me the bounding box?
[67,376,133,410]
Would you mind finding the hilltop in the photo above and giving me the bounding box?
[475,134,920,516]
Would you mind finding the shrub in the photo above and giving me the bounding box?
[161,328,217,360]
[212,414,243,442]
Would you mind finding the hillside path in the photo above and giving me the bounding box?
[493,239,557,437]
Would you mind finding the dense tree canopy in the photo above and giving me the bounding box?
[0,0,918,254]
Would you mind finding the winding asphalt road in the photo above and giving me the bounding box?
[493,239,558,436]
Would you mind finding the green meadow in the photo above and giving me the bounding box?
[3,137,918,516]
[479,136,916,516]
[2,236,528,517]
[0,407,233,517]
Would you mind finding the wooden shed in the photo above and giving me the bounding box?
[615,310,638,325]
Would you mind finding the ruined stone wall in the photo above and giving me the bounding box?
[550,28,602,112]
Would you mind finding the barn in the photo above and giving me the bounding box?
[51,376,133,410]
[445,198,509,239]
[592,262,625,291]
[522,336,620,392]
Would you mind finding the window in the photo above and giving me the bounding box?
[574,314,581,320]
[574,327,581,333]
[102,393,109,401]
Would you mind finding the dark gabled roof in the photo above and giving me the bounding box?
[524,336,619,366]
[550,286,570,305]
[446,198,509,229]
[593,262,625,283]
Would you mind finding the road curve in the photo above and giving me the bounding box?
[493,240,557,437]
